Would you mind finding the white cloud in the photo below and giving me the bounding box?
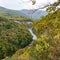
[0,0,58,10]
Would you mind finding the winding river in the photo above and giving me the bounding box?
[28,28,37,40]
[14,20,37,40]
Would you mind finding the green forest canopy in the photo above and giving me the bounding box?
[11,9,60,60]
[0,0,60,60]
[0,16,32,59]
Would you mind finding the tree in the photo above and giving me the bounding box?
[21,0,60,13]
[20,0,60,19]
[11,9,60,60]
[0,16,33,59]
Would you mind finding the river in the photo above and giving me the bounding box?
[28,28,37,40]
[14,20,37,40]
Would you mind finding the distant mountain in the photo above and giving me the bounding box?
[0,6,27,17]
[0,6,47,19]
[20,9,47,19]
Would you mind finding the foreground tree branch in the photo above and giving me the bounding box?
[32,0,60,13]
[30,0,60,18]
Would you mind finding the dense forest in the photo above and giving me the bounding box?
[9,9,60,60]
[0,16,32,59]
[0,0,60,60]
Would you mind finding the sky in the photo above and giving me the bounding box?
[0,0,57,10]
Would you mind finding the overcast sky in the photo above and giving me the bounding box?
[0,0,57,10]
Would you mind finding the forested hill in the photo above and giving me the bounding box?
[10,9,60,60]
[0,6,47,19]
[0,6,27,18]
[0,16,33,59]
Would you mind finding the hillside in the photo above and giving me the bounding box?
[0,16,33,59]
[0,6,26,16]
[10,9,60,60]
[20,9,47,19]
[0,6,47,19]
[0,0,60,60]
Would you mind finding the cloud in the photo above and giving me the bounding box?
[0,0,58,10]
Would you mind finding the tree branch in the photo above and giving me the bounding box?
[30,0,60,15]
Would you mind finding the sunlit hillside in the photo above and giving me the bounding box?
[10,9,60,60]
[0,0,60,60]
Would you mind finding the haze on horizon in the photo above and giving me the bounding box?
[0,0,57,10]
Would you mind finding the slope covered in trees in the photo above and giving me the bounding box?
[0,16,32,59]
[10,9,60,60]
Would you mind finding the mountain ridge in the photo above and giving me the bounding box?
[0,6,47,19]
